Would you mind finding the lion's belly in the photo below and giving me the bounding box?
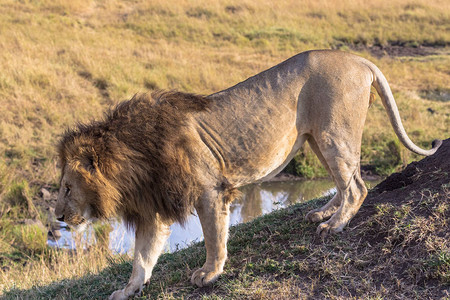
[253,133,307,183]
[195,108,304,187]
[224,126,305,186]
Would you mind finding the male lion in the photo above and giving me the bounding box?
[55,50,441,299]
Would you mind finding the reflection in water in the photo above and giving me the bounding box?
[235,180,336,224]
[48,178,380,254]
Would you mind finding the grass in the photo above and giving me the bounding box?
[2,182,448,299]
[0,0,448,298]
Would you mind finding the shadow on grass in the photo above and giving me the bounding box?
[2,257,131,299]
[3,186,449,299]
[2,243,211,300]
[2,198,327,300]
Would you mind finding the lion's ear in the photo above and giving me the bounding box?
[79,147,99,174]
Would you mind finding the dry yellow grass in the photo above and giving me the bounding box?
[0,0,448,296]
[0,242,118,293]
[0,0,448,192]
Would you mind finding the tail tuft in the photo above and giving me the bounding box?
[431,139,443,151]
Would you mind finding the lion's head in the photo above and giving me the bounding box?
[55,165,91,228]
[55,143,121,229]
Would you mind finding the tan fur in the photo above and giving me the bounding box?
[55,50,441,300]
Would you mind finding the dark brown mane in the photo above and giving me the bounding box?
[58,90,211,228]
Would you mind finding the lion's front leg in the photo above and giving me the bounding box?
[192,190,230,287]
[109,217,171,300]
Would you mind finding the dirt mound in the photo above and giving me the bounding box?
[339,138,450,298]
[370,138,449,205]
[353,138,449,226]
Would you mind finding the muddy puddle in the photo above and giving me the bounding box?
[47,178,381,254]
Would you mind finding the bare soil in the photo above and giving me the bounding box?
[352,43,448,58]
[362,137,449,211]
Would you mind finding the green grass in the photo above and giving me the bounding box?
[2,183,448,299]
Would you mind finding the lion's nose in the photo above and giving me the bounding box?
[56,215,65,222]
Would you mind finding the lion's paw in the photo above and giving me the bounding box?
[109,289,127,300]
[191,267,222,287]
[305,209,325,223]
[109,286,142,300]
[316,221,344,238]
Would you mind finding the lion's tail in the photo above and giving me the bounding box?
[367,61,442,156]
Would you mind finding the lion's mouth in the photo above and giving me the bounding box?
[64,217,89,233]
[73,218,86,226]
[63,214,87,227]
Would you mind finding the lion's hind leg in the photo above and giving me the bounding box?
[305,136,342,223]
[306,191,341,223]
[315,147,368,237]
[191,189,230,287]
[306,133,368,238]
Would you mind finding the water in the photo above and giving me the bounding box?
[47,178,380,254]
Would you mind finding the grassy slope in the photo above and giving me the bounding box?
[3,140,449,299]
[0,0,449,297]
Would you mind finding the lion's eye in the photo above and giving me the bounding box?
[65,186,71,196]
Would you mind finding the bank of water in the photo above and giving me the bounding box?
[47,178,381,254]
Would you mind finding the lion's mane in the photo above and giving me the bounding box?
[58,91,210,228]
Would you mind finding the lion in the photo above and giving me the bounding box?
[54,50,441,299]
